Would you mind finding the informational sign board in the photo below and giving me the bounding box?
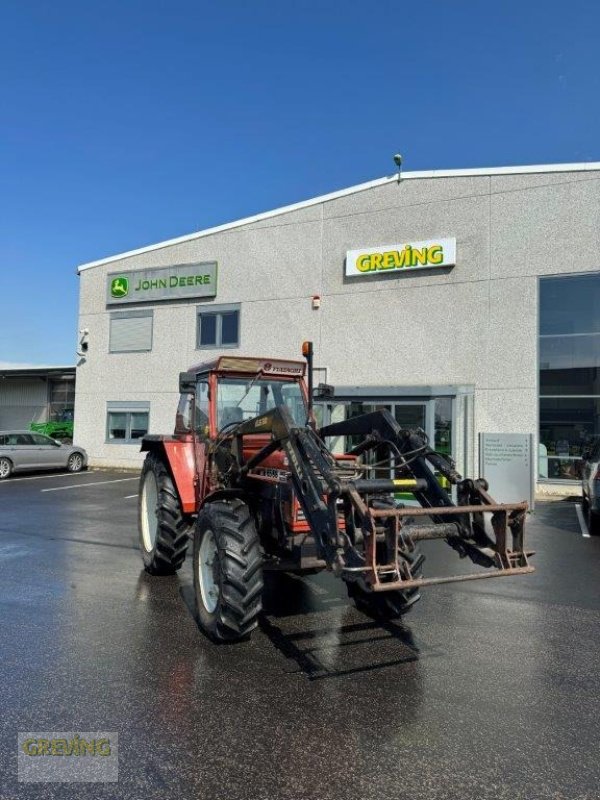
[479,433,534,510]
[346,237,456,278]
[106,262,217,305]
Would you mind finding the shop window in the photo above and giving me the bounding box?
[539,273,600,480]
[106,404,149,443]
[197,305,240,348]
[109,311,153,353]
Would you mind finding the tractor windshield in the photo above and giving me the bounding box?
[217,377,307,429]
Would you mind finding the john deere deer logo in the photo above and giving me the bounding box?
[110,277,129,298]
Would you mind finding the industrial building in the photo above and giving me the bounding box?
[74,162,600,489]
[0,366,76,431]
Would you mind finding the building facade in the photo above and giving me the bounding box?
[75,163,600,488]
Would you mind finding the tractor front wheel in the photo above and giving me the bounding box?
[193,499,263,642]
[138,452,191,574]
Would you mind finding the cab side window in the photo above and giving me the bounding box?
[175,393,194,434]
[195,381,210,436]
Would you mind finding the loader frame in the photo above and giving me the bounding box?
[210,403,533,594]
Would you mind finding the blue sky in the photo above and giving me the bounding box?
[1,0,599,365]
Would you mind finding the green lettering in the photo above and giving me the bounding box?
[79,738,95,756]
[96,739,111,757]
[51,739,68,756]
[169,276,179,287]
[22,739,37,756]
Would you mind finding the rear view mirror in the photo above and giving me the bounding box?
[179,371,196,394]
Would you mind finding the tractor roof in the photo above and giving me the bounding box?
[188,355,305,378]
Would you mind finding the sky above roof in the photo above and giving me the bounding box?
[1,0,599,363]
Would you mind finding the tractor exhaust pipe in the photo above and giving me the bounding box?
[302,340,314,423]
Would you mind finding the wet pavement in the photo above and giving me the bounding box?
[0,469,599,800]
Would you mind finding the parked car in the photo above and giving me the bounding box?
[0,431,87,480]
[581,437,600,535]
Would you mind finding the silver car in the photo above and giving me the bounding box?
[582,438,600,535]
[0,430,88,480]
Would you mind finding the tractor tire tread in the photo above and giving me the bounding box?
[139,452,191,575]
[194,499,263,642]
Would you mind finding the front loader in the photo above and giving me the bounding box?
[137,343,533,642]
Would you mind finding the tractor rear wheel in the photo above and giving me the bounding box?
[346,537,424,620]
[193,499,263,642]
[138,452,191,574]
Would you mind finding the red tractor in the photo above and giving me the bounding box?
[138,343,533,642]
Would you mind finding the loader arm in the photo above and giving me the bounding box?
[212,405,533,594]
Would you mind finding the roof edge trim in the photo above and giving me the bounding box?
[77,161,600,273]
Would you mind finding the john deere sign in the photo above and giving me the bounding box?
[346,238,456,278]
[106,262,217,305]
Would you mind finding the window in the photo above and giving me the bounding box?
[216,377,306,429]
[49,377,76,422]
[106,403,150,443]
[4,433,33,445]
[110,311,153,353]
[197,305,240,348]
[31,434,55,446]
[539,273,600,480]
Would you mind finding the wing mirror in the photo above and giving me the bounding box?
[314,382,335,400]
[179,371,196,394]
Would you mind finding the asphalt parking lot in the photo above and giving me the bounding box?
[0,469,599,800]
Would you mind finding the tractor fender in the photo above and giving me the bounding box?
[140,435,196,514]
[200,488,251,511]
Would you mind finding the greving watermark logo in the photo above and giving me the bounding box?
[18,732,118,783]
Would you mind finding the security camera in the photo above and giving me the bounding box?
[78,329,89,356]
[393,153,403,168]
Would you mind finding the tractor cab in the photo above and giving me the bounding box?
[175,356,309,440]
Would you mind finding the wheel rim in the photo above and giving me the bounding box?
[140,470,159,552]
[0,459,10,478]
[197,528,219,613]
[69,454,82,471]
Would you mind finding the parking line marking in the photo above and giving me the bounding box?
[0,471,99,484]
[41,477,139,493]
[124,494,138,499]
[575,504,590,538]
